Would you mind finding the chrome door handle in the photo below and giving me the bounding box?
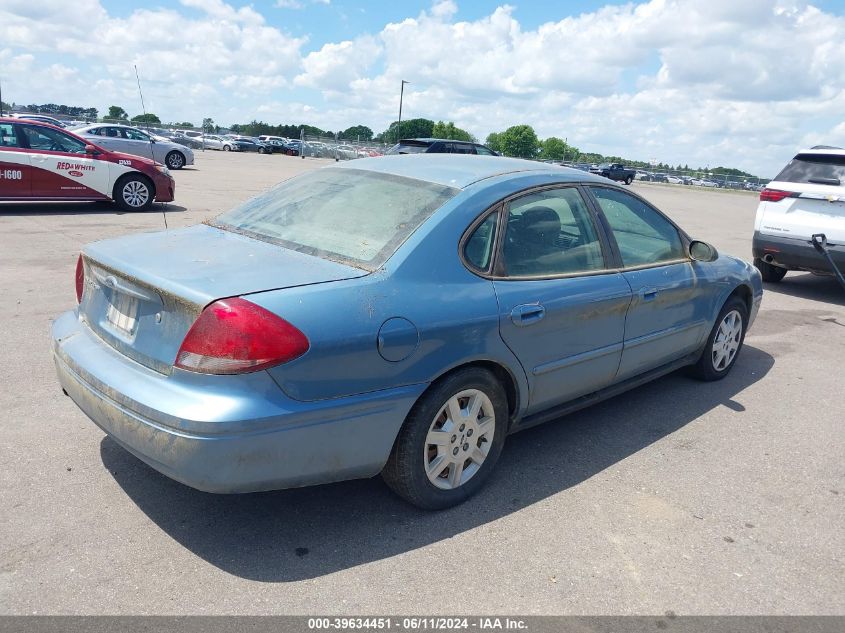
[511,304,546,326]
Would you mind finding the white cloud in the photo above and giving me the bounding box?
[1,0,844,176]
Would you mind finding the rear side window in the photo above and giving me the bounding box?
[464,213,498,272]
[590,187,685,267]
[774,153,845,186]
[213,168,458,270]
[124,128,150,141]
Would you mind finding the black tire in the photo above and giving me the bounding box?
[382,367,508,510]
[113,174,154,212]
[165,151,185,170]
[754,257,787,283]
[688,296,748,382]
[223,145,231,152]
[625,175,633,185]
[258,147,267,154]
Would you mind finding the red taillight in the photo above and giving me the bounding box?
[75,254,84,303]
[759,189,797,202]
[175,298,309,375]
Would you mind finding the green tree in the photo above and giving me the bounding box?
[497,124,541,158]
[202,118,216,133]
[381,118,435,143]
[485,132,502,153]
[340,125,374,141]
[107,105,128,120]
[130,113,161,124]
[431,121,475,142]
[175,121,194,128]
[538,136,573,161]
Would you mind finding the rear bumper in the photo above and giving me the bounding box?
[51,310,423,493]
[753,231,845,274]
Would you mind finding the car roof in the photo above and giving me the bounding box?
[336,154,608,189]
[399,138,477,145]
[796,147,845,156]
[0,116,64,129]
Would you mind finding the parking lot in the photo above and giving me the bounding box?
[1,150,843,615]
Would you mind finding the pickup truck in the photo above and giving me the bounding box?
[591,163,636,185]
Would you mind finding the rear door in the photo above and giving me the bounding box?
[488,185,632,414]
[0,122,32,198]
[587,186,710,381]
[19,124,111,200]
[757,153,845,242]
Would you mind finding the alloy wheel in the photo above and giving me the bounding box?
[711,309,742,371]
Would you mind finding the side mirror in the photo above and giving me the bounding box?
[84,144,98,155]
[689,240,718,262]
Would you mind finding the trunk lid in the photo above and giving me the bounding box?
[758,181,845,242]
[78,224,368,374]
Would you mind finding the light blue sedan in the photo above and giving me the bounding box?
[52,156,762,509]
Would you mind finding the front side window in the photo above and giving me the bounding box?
[589,187,685,267]
[212,168,458,270]
[20,125,87,154]
[124,128,150,141]
[501,187,605,277]
[475,145,495,156]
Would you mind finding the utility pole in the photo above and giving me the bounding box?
[0,78,4,116]
[396,80,410,142]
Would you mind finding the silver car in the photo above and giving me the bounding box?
[75,124,195,170]
[201,134,238,151]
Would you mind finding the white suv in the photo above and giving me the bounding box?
[752,146,845,281]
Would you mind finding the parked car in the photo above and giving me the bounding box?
[0,117,174,211]
[232,137,271,154]
[75,124,194,170]
[753,146,845,282]
[171,134,204,150]
[51,155,761,509]
[666,175,684,185]
[10,113,68,128]
[593,163,636,185]
[386,138,499,156]
[200,135,237,151]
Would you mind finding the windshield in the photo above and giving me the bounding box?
[211,168,459,269]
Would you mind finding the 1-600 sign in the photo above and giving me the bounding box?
[1,169,23,180]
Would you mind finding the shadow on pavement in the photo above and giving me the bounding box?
[0,201,186,216]
[101,344,774,583]
[762,272,845,306]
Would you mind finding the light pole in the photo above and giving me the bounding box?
[396,80,410,142]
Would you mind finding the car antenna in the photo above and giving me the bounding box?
[135,65,167,229]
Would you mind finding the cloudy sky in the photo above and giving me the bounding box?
[2,0,844,176]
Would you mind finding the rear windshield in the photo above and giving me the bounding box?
[211,168,458,270]
[775,153,845,186]
[386,142,429,155]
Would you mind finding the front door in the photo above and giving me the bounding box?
[20,124,111,200]
[0,123,32,198]
[587,186,709,381]
[490,186,632,414]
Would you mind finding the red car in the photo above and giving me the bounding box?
[0,117,174,211]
